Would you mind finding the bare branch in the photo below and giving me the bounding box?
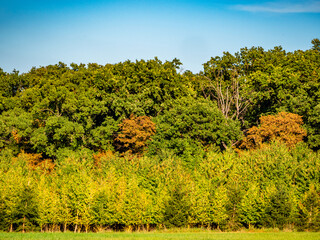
[202,67,252,122]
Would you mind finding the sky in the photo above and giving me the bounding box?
[0,0,319,73]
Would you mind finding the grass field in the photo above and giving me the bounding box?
[0,231,319,240]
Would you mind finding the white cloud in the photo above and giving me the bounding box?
[234,0,320,13]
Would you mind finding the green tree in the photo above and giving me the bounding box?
[149,97,242,158]
[15,185,38,232]
[55,157,95,232]
[264,186,293,229]
[311,38,320,51]
[239,185,264,228]
[210,186,229,230]
[36,174,61,232]
[296,185,320,231]
[202,42,320,149]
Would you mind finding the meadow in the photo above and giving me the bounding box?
[0,231,320,240]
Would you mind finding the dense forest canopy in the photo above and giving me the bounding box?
[0,40,319,232]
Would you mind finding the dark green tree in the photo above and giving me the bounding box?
[264,186,293,229]
[296,185,320,231]
[163,184,190,228]
[311,38,320,51]
[149,97,242,158]
[15,185,38,232]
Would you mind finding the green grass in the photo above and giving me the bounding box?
[0,231,319,240]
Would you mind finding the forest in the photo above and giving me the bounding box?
[0,39,319,232]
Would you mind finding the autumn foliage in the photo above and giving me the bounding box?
[14,152,55,172]
[93,150,115,167]
[239,112,307,149]
[115,115,156,154]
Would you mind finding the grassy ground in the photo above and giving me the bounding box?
[0,231,319,240]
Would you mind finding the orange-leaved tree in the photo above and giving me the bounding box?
[115,115,156,155]
[14,152,55,172]
[239,112,306,149]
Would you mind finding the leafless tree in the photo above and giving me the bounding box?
[202,67,251,124]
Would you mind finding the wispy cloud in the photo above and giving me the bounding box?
[234,0,320,13]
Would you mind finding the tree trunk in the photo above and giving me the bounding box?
[22,216,26,233]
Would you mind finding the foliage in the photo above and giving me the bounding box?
[312,38,320,51]
[239,184,264,228]
[202,41,320,149]
[239,112,306,149]
[0,40,320,232]
[149,97,242,158]
[115,115,156,155]
[264,186,293,229]
[0,143,319,232]
[0,58,194,158]
[296,185,320,231]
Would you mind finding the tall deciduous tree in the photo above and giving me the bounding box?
[149,97,242,157]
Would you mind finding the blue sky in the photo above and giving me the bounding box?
[0,0,319,73]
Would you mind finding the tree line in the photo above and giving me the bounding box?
[0,143,319,232]
[0,39,319,232]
